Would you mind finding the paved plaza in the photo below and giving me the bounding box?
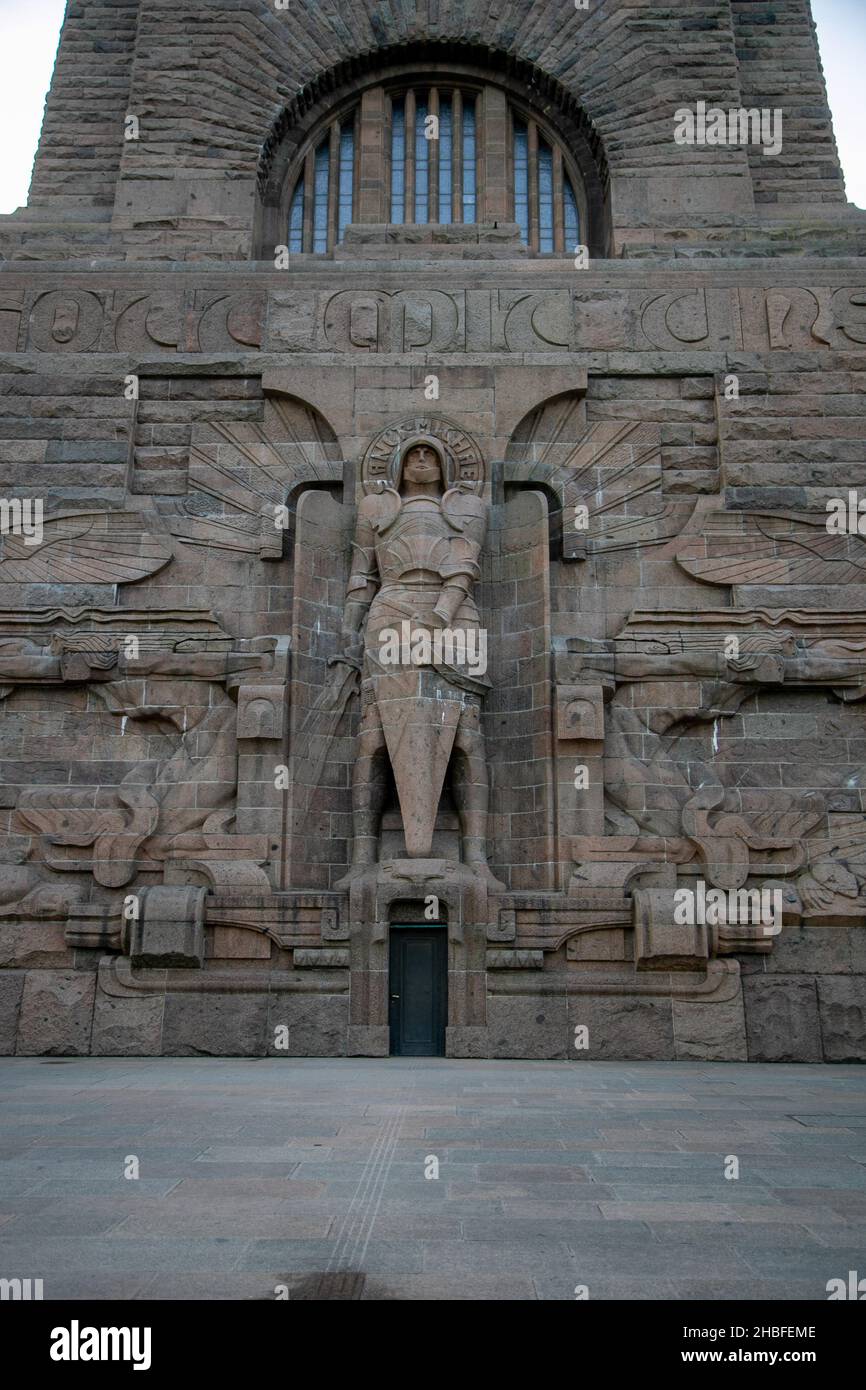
[1,1059,865,1301]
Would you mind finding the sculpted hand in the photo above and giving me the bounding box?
[433,582,465,628]
[337,633,364,664]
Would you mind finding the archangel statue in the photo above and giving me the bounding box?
[331,435,498,884]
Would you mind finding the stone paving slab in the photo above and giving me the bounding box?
[1,1058,865,1301]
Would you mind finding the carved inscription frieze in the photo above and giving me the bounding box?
[22,288,266,354]
[5,281,865,354]
[274,287,574,353]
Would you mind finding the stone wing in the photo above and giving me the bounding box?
[0,511,173,585]
[676,509,866,587]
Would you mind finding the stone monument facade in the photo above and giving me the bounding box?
[0,0,864,1060]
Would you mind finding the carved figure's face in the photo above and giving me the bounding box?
[401,444,442,487]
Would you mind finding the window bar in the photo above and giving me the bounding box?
[527,119,540,253]
[338,120,354,241]
[288,178,304,253]
[553,145,565,254]
[327,121,340,250]
[302,146,315,253]
[564,176,580,252]
[452,88,463,223]
[476,90,484,224]
[438,92,453,223]
[513,119,529,243]
[389,96,405,224]
[404,88,416,224]
[429,87,439,225]
[352,105,361,226]
[313,138,330,252]
[538,139,554,253]
[462,95,476,223]
[507,109,514,223]
[415,91,429,223]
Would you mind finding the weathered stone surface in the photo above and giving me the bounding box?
[848,928,866,975]
[486,950,543,969]
[488,995,569,1060]
[0,923,70,969]
[91,962,165,1057]
[161,993,269,1057]
[817,978,866,1062]
[446,1025,489,1058]
[16,971,96,1055]
[672,993,748,1063]
[347,1025,389,1057]
[766,927,853,976]
[267,993,349,1057]
[567,994,675,1062]
[0,971,24,1054]
[743,976,823,1063]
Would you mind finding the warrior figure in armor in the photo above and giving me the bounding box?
[333,436,498,883]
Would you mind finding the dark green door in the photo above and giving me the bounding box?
[389,927,447,1056]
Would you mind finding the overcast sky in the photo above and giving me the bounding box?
[0,0,863,215]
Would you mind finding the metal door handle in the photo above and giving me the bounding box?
[390,994,400,999]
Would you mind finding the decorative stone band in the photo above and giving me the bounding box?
[3,280,865,356]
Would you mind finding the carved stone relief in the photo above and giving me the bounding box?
[1,362,864,1062]
[3,280,863,354]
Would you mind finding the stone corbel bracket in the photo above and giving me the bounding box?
[234,683,286,740]
[129,885,206,969]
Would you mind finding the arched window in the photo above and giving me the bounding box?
[383,86,478,227]
[286,111,359,254]
[511,114,582,255]
[259,56,608,259]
